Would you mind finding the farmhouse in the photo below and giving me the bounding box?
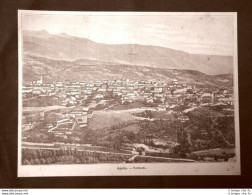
[178,115,190,122]
[94,94,104,99]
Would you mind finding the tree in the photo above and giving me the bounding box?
[126,132,136,141]
[30,159,35,164]
[145,110,153,118]
[123,101,130,105]
[210,130,230,148]
[46,157,53,164]
[186,89,193,94]
[23,159,30,165]
[175,129,192,158]
[34,158,41,164]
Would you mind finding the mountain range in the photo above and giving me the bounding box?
[22,30,233,75]
[22,54,233,88]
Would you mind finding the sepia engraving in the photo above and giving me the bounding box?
[18,11,240,176]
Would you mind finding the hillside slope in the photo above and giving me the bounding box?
[22,30,233,75]
[23,55,233,88]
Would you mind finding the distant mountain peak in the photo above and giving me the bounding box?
[39,29,49,33]
[23,29,50,36]
[58,32,70,37]
[31,29,50,35]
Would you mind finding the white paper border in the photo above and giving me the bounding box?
[18,10,240,177]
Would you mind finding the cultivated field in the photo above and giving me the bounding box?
[88,110,136,130]
[22,105,67,113]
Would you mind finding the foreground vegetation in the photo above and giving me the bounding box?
[22,148,133,165]
[23,104,236,163]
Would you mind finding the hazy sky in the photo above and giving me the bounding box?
[21,12,235,56]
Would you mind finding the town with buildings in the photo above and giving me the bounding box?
[21,76,236,165]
